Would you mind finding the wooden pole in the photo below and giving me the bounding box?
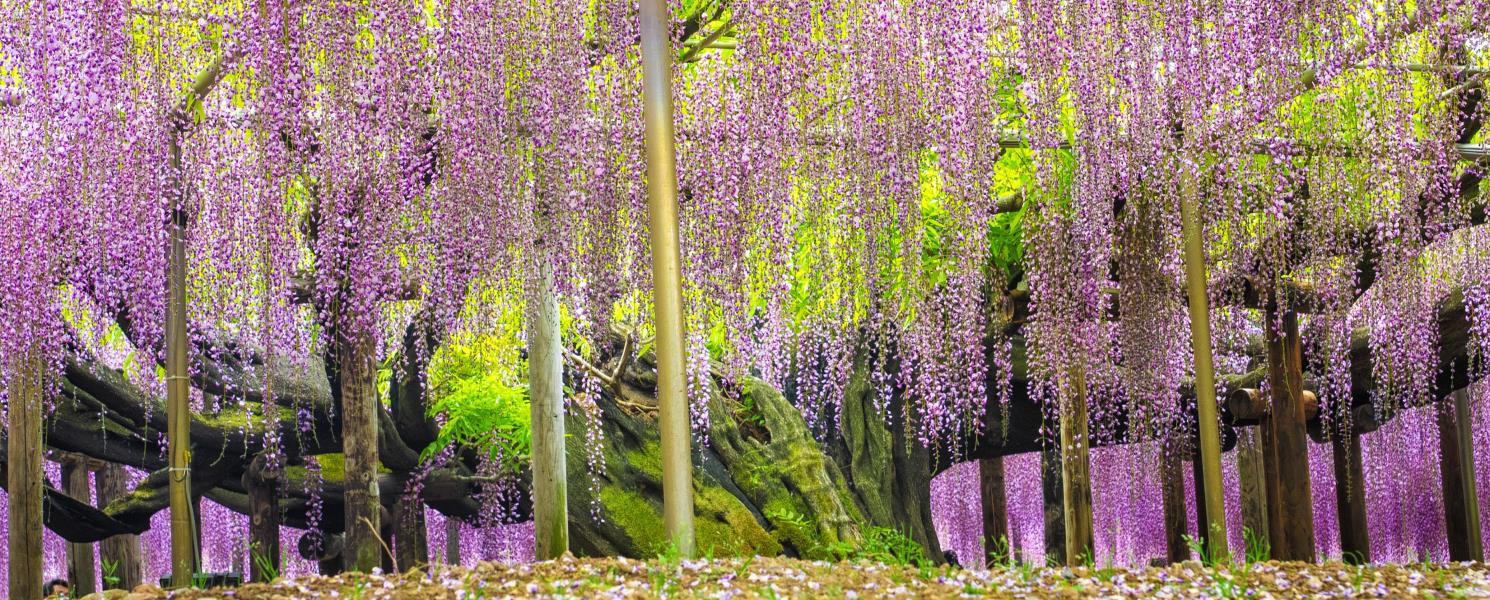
[299,531,344,575]
[166,135,197,588]
[1060,368,1094,565]
[340,336,384,572]
[8,348,45,600]
[444,517,462,565]
[1454,389,1482,558]
[1160,449,1190,563]
[393,490,429,570]
[1331,428,1370,564]
[96,464,142,590]
[244,453,281,582]
[528,227,568,560]
[979,456,1010,566]
[1263,305,1314,562]
[1437,388,1483,562]
[1178,170,1230,561]
[1040,444,1066,565]
[61,461,98,596]
[1235,427,1270,556]
[638,0,696,558]
[1191,454,1213,557]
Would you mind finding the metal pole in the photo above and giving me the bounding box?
[1179,163,1230,562]
[638,0,696,558]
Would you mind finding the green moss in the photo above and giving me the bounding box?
[694,486,781,557]
[196,405,295,431]
[599,486,668,555]
[761,496,828,558]
[282,453,391,485]
[599,468,779,557]
[624,441,664,481]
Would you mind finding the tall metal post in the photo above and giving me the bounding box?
[1178,163,1230,561]
[638,0,696,557]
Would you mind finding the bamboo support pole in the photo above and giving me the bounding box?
[166,157,197,586]
[639,0,696,558]
[1179,162,1230,561]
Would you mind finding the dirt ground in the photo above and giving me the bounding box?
[86,557,1490,599]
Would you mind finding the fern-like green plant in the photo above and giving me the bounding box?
[101,558,121,589]
[422,339,532,474]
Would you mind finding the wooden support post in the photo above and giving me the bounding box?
[1235,427,1270,557]
[1060,369,1095,566]
[299,531,344,575]
[165,139,197,588]
[61,461,98,596]
[638,0,696,559]
[1191,454,1213,558]
[1041,444,1067,565]
[1263,305,1315,562]
[445,517,462,565]
[340,336,384,572]
[979,456,1010,566]
[96,464,142,590]
[1437,388,1483,562]
[527,227,568,561]
[7,348,45,600]
[1331,427,1370,564]
[1160,449,1190,564]
[244,454,281,582]
[380,508,396,573]
[1179,165,1230,561]
[394,490,429,570]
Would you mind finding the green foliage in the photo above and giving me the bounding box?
[985,535,1022,569]
[1184,534,1223,568]
[735,389,767,429]
[252,548,280,582]
[856,526,931,569]
[763,505,927,567]
[422,338,531,473]
[1242,526,1270,565]
[102,559,121,590]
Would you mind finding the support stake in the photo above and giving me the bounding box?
[1179,166,1230,561]
[7,348,45,600]
[639,0,696,558]
[528,200,569,560]
[979,456,1010,566]
[1332,427,1370,564]
[1438,388,1483,562]
[1060,368,1094,566]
